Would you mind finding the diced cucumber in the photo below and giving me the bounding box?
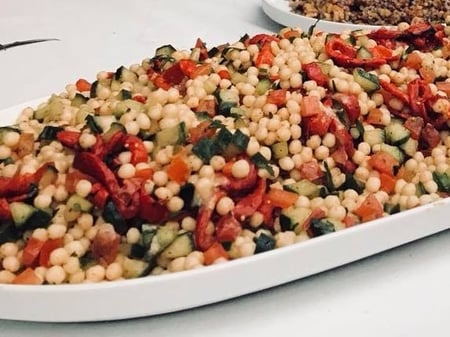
[89,80,99,98]
[157,232,194,267]
[433,171,450,193]
[26,208,53,229]
[279,206,312,233]
[116,89,132,101]
[272,141,288,160]
[102,201,127,234]
[155,122,186,147]
[399,137,418,157]
[353,68,380,93]
[307,218,335,237]
[122,257,150,278]
[218,89,239,115]
[71,93,88,107]
[317,62,332,76]
[64,195,93,222]
[38,126,63,141]
[0,223,20,245]
[379,143,405,164]
[114,66,138,82]
[10,202,36,227]
[284,179,321,198]
[255,78,272,95]
[384,203,400,214]
[363,128,385,146]
[250,152,274,176]
[85,115,103,134]
[147,224,179,258]
[356,46,373,59]
[384,122,410,146]
[141,224,158,248]
[155,44,176,57]
[254,232,276,254]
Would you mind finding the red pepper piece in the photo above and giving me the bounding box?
[91,224,120,265]
[404,116,424,140]
[333,93,360,126]
[255,42,274,67]
[0,198,11,221]
[22,237,46,268]
[39,238,63,268]
[379,79,410,105]
[233,178,266,221]
[195,190,225,251]
[368,27,403,40]
[162,62,185,85]
[224,159,258,192]
[247,33,280,46]
[112,179,141,219]
[329,119,355,158]
[215,214,242,243]
[139,192,169,223]
[303,208,326,234]
[194,38,209,61]
[73,152,120,193]
[407,78,432,121]
[303,112,332,137]
[91,183,109,209]
[303,62,328,87]
[124,135,148,165]
[421,123,441,149]
[299,161,324,182]
[56,130,81,149]
[257,196,275,228]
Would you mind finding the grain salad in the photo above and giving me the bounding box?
[0,21,449,285]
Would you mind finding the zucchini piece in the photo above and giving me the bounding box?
[155,44,176,57]
[114,66,137,82]
[71,93,88,107]
[433,171,450,193]
[89,80,99,98]
[116,89,132,101]
[141,224,158,248]
[85,115,103,134]
[272,141,288,160]
[356,46,373,60]
[217,89,239,115]
[284,179,321,198]
[157,232,194,267]
[254,232,276,254]
[155,122,187,148]
[279,206,312,233]
[379,144,405,164]
[192,137,217,162]
[250,152,274,176]
[26,208,53,229]
[255,78,272,95]
[122,257,150,278]
[102,201,127,234]
[145,224,179,262]
[399,137,418,157]
[231,129,249,150]
[363,128,385,146]
[38,125,63,141]
[64,195,93,222]
[10,202,36,228]
[0,223,20,245]
[384,203,400,215]
[353,68,380,93]
[307,218,335,237]
[215,127,233,151]
[384,123,410,146]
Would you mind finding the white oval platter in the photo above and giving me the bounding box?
[0,99,449,323]
[262,0,380,32]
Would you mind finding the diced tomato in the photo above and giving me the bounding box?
[0,198,11,220]
[265,189,298,209]
[39,238,63,268]
[194,38,208,61]
[365,108,385,126]
[342,214,358,228]
[203,242,229,265]
[166,155,190,184]
[22,237,46,267]
[255,43,274,67]
[56,130,81,148]
[132,94,147,104]
[196,98,216,117]
[421,123,441,149]
[436,81,450,96]
[300,95,321,117]
[267,89,287,107]
[233,178,266,220]
[404,116,424,140]
[404,52,422,70]
[248,33,280,46]
[12,268,42,285]
[215,215,242,242]
[153,74,171,90]
[303,62,328,87]
[333,93,360,126]
[124,135,148,165]
[139,193,169,223]
[162,62,186,85]
[90,225,120,265]
[188,120,215,144]
[379,172,397,194]
[257,196,275,228]
[179,59,197,77]
[302,207,326,232]
[91,183,109,209]
[134,167,153,180]
[75,78,91,92]
[369,45,398,62]
[190,63,212,79]
[368,151,399,176]
[419,66,435,83]
[304,112,332,137]
[217,69,231,80]
[299,161,324,181]
[354,194,384,222]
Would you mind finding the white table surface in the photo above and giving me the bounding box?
[0,1,449,336]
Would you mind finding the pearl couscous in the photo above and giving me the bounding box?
[0,21,449,285]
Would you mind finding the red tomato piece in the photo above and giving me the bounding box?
[354,194,384,222]
[303,62,328,87]
[75,78,91,92]
[91,225,120,265]
[368,151,399,176]
[267,89,287,107]
[403,116,424,140]
[299,161,324,181]
[233,178,266,221]
[124,135,148,165]
[39,238,64,268]
[215,215,242,243]
[203,242,229,265]
[12,268,42,285]
[22,237,46,268]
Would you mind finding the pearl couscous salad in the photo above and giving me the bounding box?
[0,21,449,285]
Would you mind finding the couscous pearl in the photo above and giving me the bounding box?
[3,132,20,147]
[0,270,16,284]
[31,228,48,241]
[181,216,196,231]
[106,262,123,281]
[49,248,70,266]
[216,196,235,215]
[126,228,141,244]
[75,179,92,198]
[46,266,66,284]
[0,242,19,257]
[153,171,168,186]
[48,224,67,239]
[86,265,106,282]
[117,163,136,179]
[2,256,20,272]
[79,133,97,149]
[63,256,81,274]
[65,241,85,257]
[232,159,250,179]
[167,196,184,212]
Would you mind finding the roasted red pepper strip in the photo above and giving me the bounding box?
[407,78,432,121]
[303,62,328,87]
[333,93,360,126]
[257,196,275,228]
[222,158,258,192]
[112,179,141,219]
[73,152,121,193]
[56,130,81,149]
[233,178,266,221]
[215,214,242,243]
[379,79,410,104]
[325,37,386,69]
[247,33,280,46]
[0,198,11,221]
[195,190,225,251]
[124,135,148,165]
[139,191,169,223]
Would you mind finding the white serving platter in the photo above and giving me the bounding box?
[0,99,449,323]
[262,0,379,32]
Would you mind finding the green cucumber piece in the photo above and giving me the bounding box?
[384,122,410,146]
[155,122,187,148]
[284,179,321,198]
[363,128,385,146]
[379,144,405,164]
[10,202,36,227]
[279,206,312,233]
[353,68,380,93]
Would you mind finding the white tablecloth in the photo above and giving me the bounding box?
[0,1,449,336]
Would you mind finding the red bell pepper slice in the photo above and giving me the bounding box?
[255,42,274,67]
[233,178,266,221]
[56,130,81,149]
[194,38,209,61]
[195,190,225,251]
[421,123,441,149]
[267,89,287,107]
[368,151,399,176]
[257,196,275,228]
[139,192,169,223]
[379,79,410,105]
[179,59,197,77]
[162,62,185,85]
[215,214,242,243]
[303,62,328,87]
[22,237,46,268]
[333,93,360,126]
[304,111,332,137]
[247,33,280,46]
[407,78,432,121]
[124,135,148,165]
[39,238,63,268]
[354,194,384,222]
[403,116,424,140]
